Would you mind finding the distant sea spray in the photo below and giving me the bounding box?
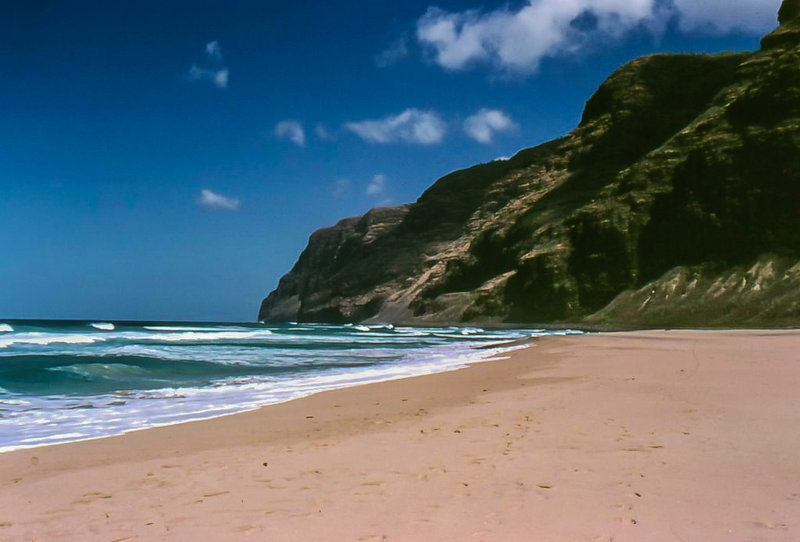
[0,320,581,452]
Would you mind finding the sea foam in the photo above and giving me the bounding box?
[90,322,115,331]
[0,333,102,348]
[0,324,13,333]
[143,325,234,332]
[0,322,578,452]
[140,330,273,342]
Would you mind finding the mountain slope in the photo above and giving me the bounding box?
[260,2,800,327]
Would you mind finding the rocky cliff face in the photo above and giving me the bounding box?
[260,2,800,327]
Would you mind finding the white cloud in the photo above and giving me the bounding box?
[672,0,780,34]
[415,0,778,74]
[375,37,410,67]
[315,123,334,140]
[197,189,240,211]
[345,108,446,145]
[206,40,223,62]
[464,108,517,143]
[333,178,351,196]
[416,1,656,74]
[187,41,229,88]
[187,65,229,88]
[213,68,229,88]
[275,120,306,147]
[366,174,387,196]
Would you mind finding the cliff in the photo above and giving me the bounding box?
[260,1,800,327]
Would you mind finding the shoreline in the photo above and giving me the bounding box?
[0,336,538,454]
[2,329,799,540]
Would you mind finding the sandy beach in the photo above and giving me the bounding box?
[1,330,799,541]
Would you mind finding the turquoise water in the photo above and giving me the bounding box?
[0,320,580,451]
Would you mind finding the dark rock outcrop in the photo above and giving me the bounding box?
[259,205,411,323]
[779,0,799,24]
[260,1,800,327]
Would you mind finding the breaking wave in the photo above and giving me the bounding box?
[50,363,152,380]
[0,333,102,349]
[0,321,582,452]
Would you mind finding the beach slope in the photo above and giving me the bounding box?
[1,330,799,540]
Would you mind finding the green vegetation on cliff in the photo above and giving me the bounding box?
[260,2,800,327]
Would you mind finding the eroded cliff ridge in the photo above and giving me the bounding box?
[260,1,800,327]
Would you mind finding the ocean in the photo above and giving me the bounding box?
[0,320,580,452]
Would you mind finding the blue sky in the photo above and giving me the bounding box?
[0,0,781,321]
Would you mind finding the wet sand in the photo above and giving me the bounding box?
[1,330,799,541]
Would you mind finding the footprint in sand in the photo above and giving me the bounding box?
[754,521,788,530]
[73,492,113,505]
[202,491,230,498]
